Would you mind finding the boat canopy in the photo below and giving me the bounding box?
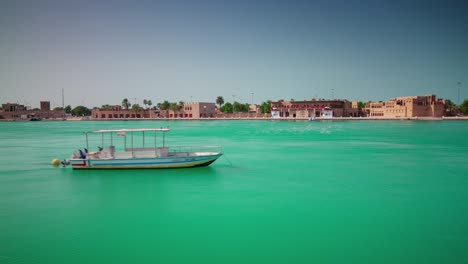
[82,128,170,151]
[84,128,170,134]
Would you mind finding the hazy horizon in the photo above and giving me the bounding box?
[1,0,467,108]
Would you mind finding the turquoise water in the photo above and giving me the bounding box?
[1,120,468,263]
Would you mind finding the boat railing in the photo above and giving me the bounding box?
[125,147,169,157]
[125,147,168,152]
[125,146,221,153]
[167,146,222,154]
[122,146,221,158]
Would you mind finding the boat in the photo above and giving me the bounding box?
[64,128,222,169]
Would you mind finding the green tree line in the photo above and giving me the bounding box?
[216,96,271,114]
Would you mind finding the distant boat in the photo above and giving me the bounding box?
[322,107,333,119]
[64,128,222,169]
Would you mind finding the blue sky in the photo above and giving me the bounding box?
[1,0,467,108]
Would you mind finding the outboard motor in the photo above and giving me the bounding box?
[61,159,70,167]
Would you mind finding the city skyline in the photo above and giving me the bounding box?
[1,0,467,108]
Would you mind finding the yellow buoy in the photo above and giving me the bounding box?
[51,159,60,166]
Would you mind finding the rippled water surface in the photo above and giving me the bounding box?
[1,120,468,263]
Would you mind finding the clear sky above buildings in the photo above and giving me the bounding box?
[1,0,467,108]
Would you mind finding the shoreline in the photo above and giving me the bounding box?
[1,116,467,122]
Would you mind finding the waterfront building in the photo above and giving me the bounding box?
[91,105,152,119]
[167,102,216,118]
[0,101,65,120]
[270,99,357,119]
[2,103,27,112]
[249,104,261,113]
[152,102,216,119]
[40,101,50,111]
[91,102,217,119]
[365,94,445,118]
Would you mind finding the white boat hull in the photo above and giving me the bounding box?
[69,153,222,169]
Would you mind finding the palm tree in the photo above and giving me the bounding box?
[459,99,468,115]
[122,98,131,110]
[216,96,224,109]
[161,101,170,110]
[101,104,112,110]
[132,104,142,112]
[148,100,153,109]
[143,99,148,109]
[169,102,179,111]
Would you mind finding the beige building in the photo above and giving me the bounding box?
[365,94,445,118]
[167,102,216,118]
[249,104,261,113]
[270,99,358,118]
